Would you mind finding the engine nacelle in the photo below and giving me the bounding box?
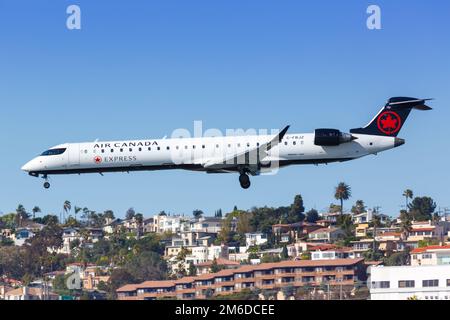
[314,128,356,146]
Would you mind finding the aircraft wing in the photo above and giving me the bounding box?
[202,125,290,172]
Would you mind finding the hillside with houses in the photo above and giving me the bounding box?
[1,184,450,300]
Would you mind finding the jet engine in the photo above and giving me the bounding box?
[314,129,356,146]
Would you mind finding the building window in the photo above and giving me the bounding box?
[423,279,439,287]
[447,279,450,287]
[371,281,390,289]
[398,280,415,288]
[422,253,432,259]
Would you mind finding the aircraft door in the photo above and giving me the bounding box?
[68,143,80,167]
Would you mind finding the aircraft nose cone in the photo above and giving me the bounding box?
[21,161,32,172]
[394,137,405,147]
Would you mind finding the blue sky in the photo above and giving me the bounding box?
[1,0,449,219]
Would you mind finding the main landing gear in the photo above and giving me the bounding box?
[42,174,50,189]
[239,173,251,189]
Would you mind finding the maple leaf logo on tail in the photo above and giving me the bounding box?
[377,111,402,135]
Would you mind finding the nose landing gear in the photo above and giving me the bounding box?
[239,173,251,189]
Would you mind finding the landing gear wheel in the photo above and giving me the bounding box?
[43,182,50,189]
[239,173,251,189]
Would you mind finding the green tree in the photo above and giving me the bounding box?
[210,258,222,273]
[408,196,437,221]
[281,245,289,260]
[288,195,305,223]
[193,209,204,219]
[334,182,351,215]
[306,209,319,223]
[125,208,136,220]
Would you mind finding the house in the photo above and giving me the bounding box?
[407,221,445,242]
[143,217,154,233]
[102,218,123,234]
[152,213,189,234]
[410,245,450,266]
[350,239,374,257]
[82,266,110,290]
[308,227,345,243]
[369,264,450,300]
[272,222,322,243]
[310,247,355,260]
[3,286,59,300]
[245,232,268,248]
[190,217,223,233]
[59,227,81,254]
[352,210,390,225]
[355,223,369,238]
[319,212,341,225]
[13,228,35,246]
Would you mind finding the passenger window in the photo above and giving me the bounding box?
[101,149,105,153]
[193,145,196,149]
[293,141,296,145]
[157,147,160,151]
[148,147,151,151]
[111,149,114,153]
[247,143,250,147]
[139,148,142,152]
[216,144,219,148]
[185,146,188,149]
[284,142,288,146]
[166,146,170,150]
[202,145,205,149]
[129,148,133,152]
[176,146,179,150]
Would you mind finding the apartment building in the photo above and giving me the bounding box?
[370,265,450,300]
[370,245,450,300]
[117,258,366,300]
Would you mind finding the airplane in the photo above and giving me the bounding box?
[22,97,432,189]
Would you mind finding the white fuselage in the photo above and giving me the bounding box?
[21,133,400,176]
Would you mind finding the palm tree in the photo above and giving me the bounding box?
[63,200,72,224]
[334,182,352,215]
[16,204,28,227]
[74,206,82,222]
[402,189,413,210]
[32,206,41,220]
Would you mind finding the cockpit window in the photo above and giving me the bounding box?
[41,148,67,156]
